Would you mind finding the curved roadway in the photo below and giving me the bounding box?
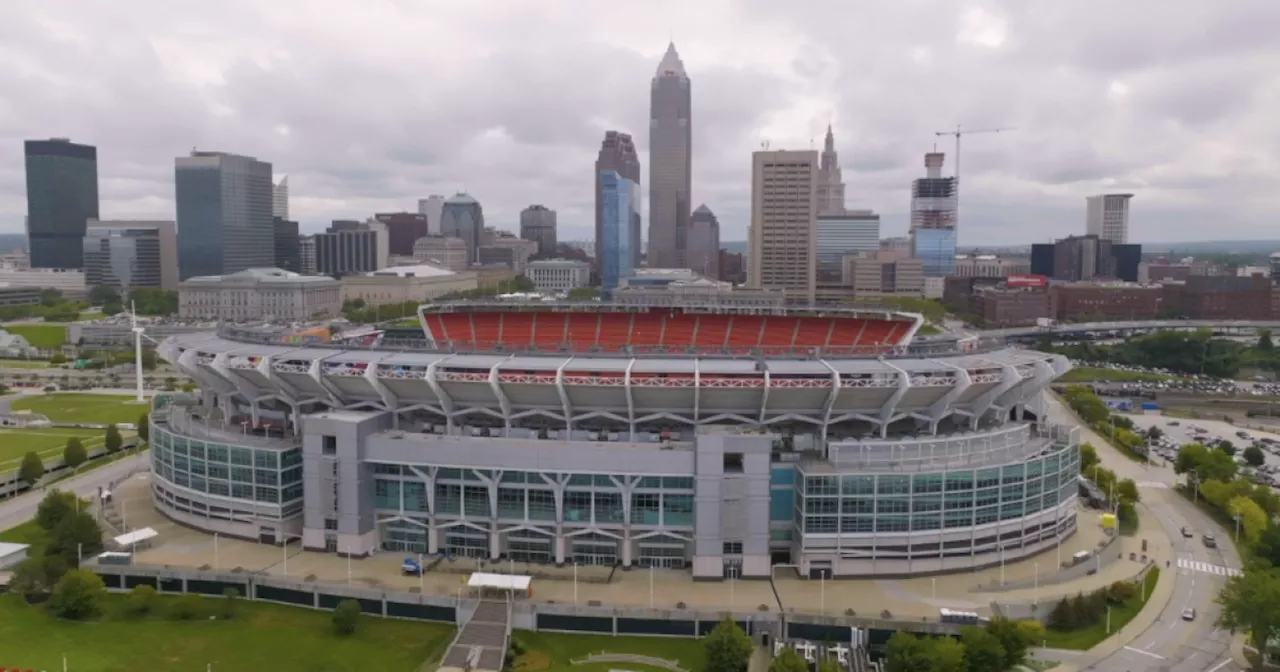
[1045,396,1245,672]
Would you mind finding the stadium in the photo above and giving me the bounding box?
[151,302,1079,579]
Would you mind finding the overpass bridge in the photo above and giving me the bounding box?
[978,319,1280,339]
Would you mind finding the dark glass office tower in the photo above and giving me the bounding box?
[25,138,99,269]
[175,151,273,279]
[647,43,691,270]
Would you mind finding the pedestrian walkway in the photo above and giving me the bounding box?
[1136,481,1169,489]
[1177,558,1241,578]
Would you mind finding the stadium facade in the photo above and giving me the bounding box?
[150,303,1077,579]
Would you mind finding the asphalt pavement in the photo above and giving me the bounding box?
[0,452,147,535]
[1045,397,1246,672]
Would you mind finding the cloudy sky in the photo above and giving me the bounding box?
[2,0,1278,247]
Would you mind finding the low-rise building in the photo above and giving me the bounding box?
[525,259,590,293]
[841,250,925,298]
[179,268,341,321]
[953,254,1031,278]
[0,328,37,358]
[474,263,518,290]
[341,264,477,305]
[0,267,86,299]
[1162,275,1274,320]
[412,236,470,273]
[970,285,1050,327]
[0,285,42,308]
[478,234,537,273]
[614,275,785,308]
[1049,282,1162,322]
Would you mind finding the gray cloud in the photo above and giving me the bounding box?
[0,0,1276,246]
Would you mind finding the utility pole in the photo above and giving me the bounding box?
[933,125,1015,228]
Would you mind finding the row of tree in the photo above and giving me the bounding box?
[16,418,143,488]
[1174,441,1278,548]
[1038,329,1246,378]
[11,491,105,608]
[1047,579,1141,631]
[880,618,1045,672]
[86,286,179,316]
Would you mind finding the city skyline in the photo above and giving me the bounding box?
[0,1,1276,246]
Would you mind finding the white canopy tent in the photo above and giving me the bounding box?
[113,527,158,549]
[467,572,532,592]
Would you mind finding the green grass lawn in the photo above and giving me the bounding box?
[2,324,67,348]
[1042,568,1161,649]
[1059,367,1176,383]
[916,324,941,335]
[0,427,107,470]
[0,593,454,672]
[9,393,150,425]
[0,359,50,369]
[0,519,50,556]
[512,630,706,672]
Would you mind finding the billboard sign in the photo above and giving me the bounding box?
[1006,274,1048,288]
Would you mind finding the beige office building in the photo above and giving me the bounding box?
[341,264,477,305]
[749,150,818,303]
[412,236,470,272]
[841,251,926,298]
[179,268,341,321]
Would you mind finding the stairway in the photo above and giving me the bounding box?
[441,600,510,671]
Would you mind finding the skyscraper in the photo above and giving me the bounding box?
[1086,193,1134,244]
[594,132,641,269]
[439,193,484,264]
[816,125,846,216]
[687,205,720,280]
[749,150,818,303]
[599,171,639,291]
[647,43,692,270]
[418,195,445,235]
[82,219,179,292]
[910,152,958,277]
[25,138,99,269]
[175,151,274,280]
[374,212,430,257]
[273,175,289,219]
[815,211,880,282]
[273,217,301,273]
[520,205,558,258]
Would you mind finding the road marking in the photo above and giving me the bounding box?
[1207,658,1234,672]
[1136,481,1170,489]
[1178,558,1242,577]
[1123,646,1166,660]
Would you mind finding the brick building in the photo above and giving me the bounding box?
[1161,275,1273,320]
[1050,283,1163,322]
[971,286,1050,327]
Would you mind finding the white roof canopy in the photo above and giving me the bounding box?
[467,572,531,591]
[114,527,158,546]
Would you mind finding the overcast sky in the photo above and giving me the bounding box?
[2,0,1278,247]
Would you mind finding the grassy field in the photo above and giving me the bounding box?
[2,324,67,348]
[1059,367,1176,383]
[916,324,941,335]
[0,359,50,369]
[0,427,107,471]
[511,630,706,672]
[0,593,455,672]
[1042,567,1161,649]
[9,393,150,425]
[0,519,50,556]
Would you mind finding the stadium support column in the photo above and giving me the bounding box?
[407,466,439,554]
[478,470,501,560]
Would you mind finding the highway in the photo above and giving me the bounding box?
[1045,396,1245,671]
[0,451,147,533]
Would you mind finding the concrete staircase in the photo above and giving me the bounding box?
[441,600,510,672]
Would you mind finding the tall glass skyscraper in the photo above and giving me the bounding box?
[647,43,692,270]
[439,193,484,264]
[910,152,958,278]
[25,138,99,269]
[175,151,274,280]
[600,171,639,291]
[595,132,640,270]
[913,228,957,277]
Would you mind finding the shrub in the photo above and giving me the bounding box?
[63,438,87,469]
[332,599,361,635]
[219,587,241,619]
[49,569,107,620]
[127,584,158,616]
[171,593,204,620]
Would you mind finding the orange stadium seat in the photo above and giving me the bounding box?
[471,313,502,346]
[827,318,866,347]
[532,312,567,350]
[424,313,450,342]
[502,313,535,347]
[439,313,475,344]
[726,315,765,346]
[693,314,731,348]
[661,312,697,346]
[597,313,634,350]
[761,316,800,346]
[793,317,832,347]
[630,312,663,348]
[566,313,601,349]
[855,320,894,345]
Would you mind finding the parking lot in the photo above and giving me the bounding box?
[1123,413,1280,489]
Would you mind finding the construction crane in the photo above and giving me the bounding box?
[933,125,1015,228]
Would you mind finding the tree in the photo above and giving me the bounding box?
[816,659,843,672]
[1228,496,1268,544]
[1256,524,1280,568]
[1116,478,1141,505]
[959,627,1005,672]
[104,424,123,454]
[88,285,121,306]
[171,593,204,620]
[767,647,809,672]
[1144,426,1164,441]
[18,451,45,486]
[35,490,81,531]
[8,554,68,598]
[703,618,753,672]
[1079,443,1100,474]
[884,632,936,672]
[127,584,159,616]
[1217,569,1280,648]
[928,637,967,672]
[1244,445,1267,468]
[985,618,1034,669]
[332,598,362,635]
[219,587,241,619]
[1217,440,1237,457]
[101,302,123,316]
[46,510,104,568]
[50,352,67,364]
[39,287,64,307]
[137,413,150,442]
[1260,329,1274,351]
[63,437,87,469]
[49,569,107,620]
